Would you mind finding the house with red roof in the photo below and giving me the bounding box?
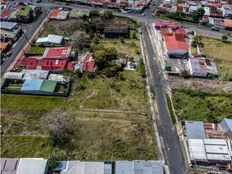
[42,46,72,60]
[81,53,95,72]
[48,8,69,20]
[154,20,189,59]
[14,57,38,70]
[0,9,13,20]
[37,59,67,71]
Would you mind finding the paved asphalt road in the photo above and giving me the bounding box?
[14,0,231,40]
[141,23,187,174]
[1,11,47,75]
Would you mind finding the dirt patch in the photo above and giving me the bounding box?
[169,76,227,93]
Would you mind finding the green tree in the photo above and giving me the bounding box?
[222,34,228,42]
[47,109,77,147]
[94,48,118,70]
[191,35,203,48]
[191,8,205,22]
[102,10,113,19]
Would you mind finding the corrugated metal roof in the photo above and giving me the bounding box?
[21,79,43,91]
[185,121,206,139]
[16,158,47,174]
[221,118,232,132]
[188,139,232,162]
[188,139,207,161]
[61,161,112,174]
[0,21,17,31]
[40,80,57,93]
[1,158,19,174]
[22,69,49,80]
[115,161,164,174]
[36,34,63,44]
[4,72,24,80]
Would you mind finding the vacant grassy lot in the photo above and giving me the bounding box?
[200,37,232,81]
[1,72,156,159]
[25,45,46,56]
[1,136,52,158]
[172,89,232,123]
[41,19,79,37]
[97,39,140,61]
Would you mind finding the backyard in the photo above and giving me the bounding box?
[200,37,232,81]
[171,89,232,123]
[1,71,157,160]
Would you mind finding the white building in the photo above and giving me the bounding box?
[36,34,64,46]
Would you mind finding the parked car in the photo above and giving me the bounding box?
[6,52,12,57]
[35,0,42,3]
[211,27,220,32]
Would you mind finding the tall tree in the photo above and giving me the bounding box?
[47,109,77,146]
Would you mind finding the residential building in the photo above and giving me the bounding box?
[42,46,72,59]
[154,20,189,59]
[36,34,65,46]
[184,119,232,171]
[96,22,129,38]
[49,8,69,20]
[81,53,95,72]
[188,57,218,78]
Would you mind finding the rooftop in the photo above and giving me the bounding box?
[16,158,48,174]
[15,6,31,17]
[36,34,64,44]
[42,46,71,59]
[0,21,18,31]
[1,158,19,174]
[185,121,206,139]
[115,161,164,174]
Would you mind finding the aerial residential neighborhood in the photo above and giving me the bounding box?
[0,0,232,174]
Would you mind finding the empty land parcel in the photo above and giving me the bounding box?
[1,71,156,160]
[171,89,232,123]
[200,37,232,81]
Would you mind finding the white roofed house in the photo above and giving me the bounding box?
[36,34,64,46]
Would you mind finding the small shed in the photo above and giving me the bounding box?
[4,72,24,80]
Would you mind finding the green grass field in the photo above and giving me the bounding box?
[97,39,140,61]
[1,72,156,159]
[172,89,232,123]
[25,45,45,55]
[201,37,232,81]
[1,136,52,158]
